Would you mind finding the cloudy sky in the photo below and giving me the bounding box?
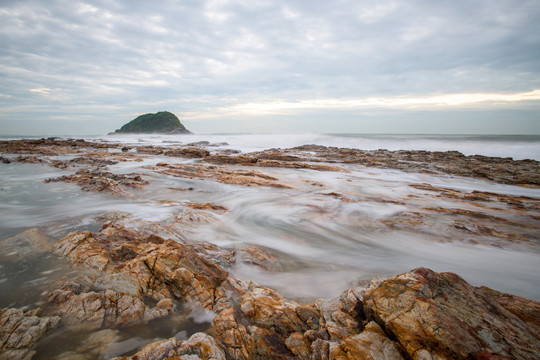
[1,0,539,135]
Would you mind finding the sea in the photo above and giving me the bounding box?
[1,133,539,357]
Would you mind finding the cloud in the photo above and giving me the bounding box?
[185,90,540,118]
[0,0,539,134]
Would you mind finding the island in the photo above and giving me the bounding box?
[113,111,191,134]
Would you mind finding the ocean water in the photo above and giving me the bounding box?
[1,133,539,356]
[92,133,540,160]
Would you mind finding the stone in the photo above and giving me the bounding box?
[146,162,292,188]
[338,321,404,360]
[362,267,540,359]
[0,308,60,360]
[44,224,540,360]
[45,169,148,195]
[165,147,210,158]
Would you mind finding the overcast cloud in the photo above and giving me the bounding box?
[1,0,539,135]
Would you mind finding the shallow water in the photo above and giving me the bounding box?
[94,133,540,160]
[1,134,539,357]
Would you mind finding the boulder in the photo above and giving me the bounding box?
[363,267,540,360]
[0,308,60,360]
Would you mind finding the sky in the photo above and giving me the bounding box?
[1,0,539,135]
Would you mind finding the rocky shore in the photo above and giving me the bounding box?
[1,138,539,359]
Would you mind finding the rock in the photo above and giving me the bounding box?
[0,308,60,360]
[136,145,164,155]
[112,337,179,360]
[146,162,292,188]
[362,267,540,359]
[204,154,258,165]
[479,286,540,333]
[50,225,228,330]
[15,155,46,163]
[204,154,346,172]
[44,169,148,195]
[186,203,228,211]
[47,284,172,330]
[165,147,210,158]
[46,224,540,360]
[113,111,191,134]
[113,332,225,360]
[247,145,540,186]
[337,321,404,360]
[0,138,115,156]
[234,245,283,272]
[177,332,226,360]
[315,288,365,341]
[239,287,307,337]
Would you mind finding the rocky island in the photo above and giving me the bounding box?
[113,111,191,134]
[0,136,539,359]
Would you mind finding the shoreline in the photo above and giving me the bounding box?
[0,137,539,359]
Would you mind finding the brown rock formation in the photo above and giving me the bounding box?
[363,267,540,359]
[0,308,60,360]
[147,162,292,188]
[42,223,540,360]
[45,169,148,195]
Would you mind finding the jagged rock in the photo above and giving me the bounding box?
[50,224,228,330]
[363,267,540,359]
[186,202,228,211]
[46,224,540,360]
[48,284,172,330]
[45,169,148,195]
[480,286,540,333]
[0,308,60,360]
[336,321,404,360]
[112,332,225,360]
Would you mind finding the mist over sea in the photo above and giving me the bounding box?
[4,133,539,160]
[1,132,539,300]
[1,131,539,356]
[98,133,540,161]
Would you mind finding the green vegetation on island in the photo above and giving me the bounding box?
[113,111,191,134]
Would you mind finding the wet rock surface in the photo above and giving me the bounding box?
[3,139,537,185]
[44,169,148,195]
[363,268,540,360]
[3,220,536,359]
[0,138,115,156]
[1,138,539,359]
[0,308,60,360]
[146,162,293,189]
[283,145,540,186]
